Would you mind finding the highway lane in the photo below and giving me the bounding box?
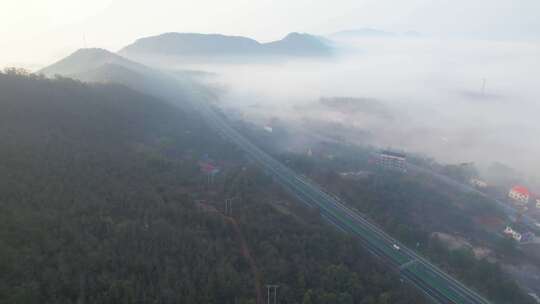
[194,102,492,304]
[290,175,491,304]
[290,176,483,304]
[217,123,486,303]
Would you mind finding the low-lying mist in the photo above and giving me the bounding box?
[161,37,540,184]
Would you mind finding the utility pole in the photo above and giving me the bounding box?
[481,78,486,96]
[266,285,279,304]
[225,198,231,215]
[207,171,217,186]
[225,197,237,216]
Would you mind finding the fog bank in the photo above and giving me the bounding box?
[159,37,540,183]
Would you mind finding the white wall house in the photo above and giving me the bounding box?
[504,226,522,242]
[470,178,488,188]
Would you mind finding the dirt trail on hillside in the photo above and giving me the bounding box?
[225,216,264,304]
[195,200,263,304]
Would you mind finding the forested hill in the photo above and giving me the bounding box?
[38,48,205,108]
[0,70,425,303]
[0,70,235,303]
[39,48,143,76]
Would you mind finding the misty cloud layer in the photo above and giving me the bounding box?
[166,37,540,182]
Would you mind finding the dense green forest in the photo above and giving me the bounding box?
[0,71,426,304]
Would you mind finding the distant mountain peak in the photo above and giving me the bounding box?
[38,46,202,110]
[282,32,310,39]
[120,33,261,56]
[280,32,327,44]
[57,48,124,64]
[71,47,115,56]
[119,32,333,59]
[264,32,332,55]
[39,48,142,77]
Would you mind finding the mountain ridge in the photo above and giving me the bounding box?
[37,48,207,108]
[119,32,333,58]
[39,48,148,76]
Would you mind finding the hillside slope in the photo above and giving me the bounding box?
[39,48,146,76]
[38,48,206,107]
[0,71,425,303]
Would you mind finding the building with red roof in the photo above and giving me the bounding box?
[508,185,530,205]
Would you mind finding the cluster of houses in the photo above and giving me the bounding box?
[373,151,539,243]
[469,178,488,189]
[503,226,536,242]
[467,180,540,243]
[503,226,524,241]
[469,178,540,211]
[503,185,540,243]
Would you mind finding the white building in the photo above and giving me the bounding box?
[536,198,540,209]
[504,226,522,242]
[508,186,530,205]
[339,171,372,180]
[470,178,488,188]
[377,150,407,172]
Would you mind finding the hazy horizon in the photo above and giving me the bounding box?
[178,36,539,185]
[2,0,539,185]
[2,0,540,69]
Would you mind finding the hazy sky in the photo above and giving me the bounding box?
[1,0,539,69]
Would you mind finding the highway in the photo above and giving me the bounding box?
[194,101,493,304]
